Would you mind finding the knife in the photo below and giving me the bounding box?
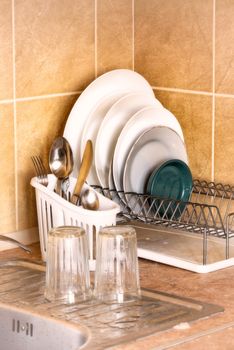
[70,140,93,205]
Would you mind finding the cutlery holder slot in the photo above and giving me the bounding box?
[31,175,120,270]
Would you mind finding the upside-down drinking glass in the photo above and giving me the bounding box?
[94,225,141,303]
[44,226,91,304]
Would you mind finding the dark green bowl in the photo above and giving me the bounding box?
[146,159,193,219]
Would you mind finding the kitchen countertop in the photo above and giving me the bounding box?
[1,243,234,349]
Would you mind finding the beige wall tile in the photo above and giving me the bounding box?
[97,0,133,75]
[215,97,234,185]
[154,91,212,181]
[15,0,95,97]
[216,0,234,94]
[0,0,13,100]
[135,0,213,91]
[16,95,78,230]
[0,104,16,233]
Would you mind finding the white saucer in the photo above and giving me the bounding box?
[80,92,127,185]
[112,106,184,192]
[63,69,154,177]
[95,92,161,187]
[123,126,188,196]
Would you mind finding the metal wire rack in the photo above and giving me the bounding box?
[93,179,234,262]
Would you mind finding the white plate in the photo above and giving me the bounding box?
[108,161,115,190]
[80,92,127,185]
[63,69,154,177]
[112,106,184,192]
[123,126,188,196]
[108,161,126,212]
[95,92,161,187]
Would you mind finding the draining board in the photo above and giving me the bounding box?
[0,259,223,349]
[132,222,234,273]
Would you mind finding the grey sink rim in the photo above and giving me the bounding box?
[0,301,91,346]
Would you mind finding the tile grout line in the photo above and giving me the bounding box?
[152,86,213,96]
[0,99,14,105]
[94,0,98,78]
[0,87,234,106]
[153,86,234,99]
[132,0,135,71]
[11,0,18,231]
[0,91,81,105]
[213,92,234,98]
[15,91,81,102]
[211,0,216,182]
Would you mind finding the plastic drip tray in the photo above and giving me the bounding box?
[0,260,224,350]
[133,221,234,273]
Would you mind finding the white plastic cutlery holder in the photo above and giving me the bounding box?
[31,174,120,270]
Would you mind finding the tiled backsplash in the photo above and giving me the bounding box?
[0,0,233,237]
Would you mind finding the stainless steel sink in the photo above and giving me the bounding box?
[0,303,89,350]
[0,259,224,350]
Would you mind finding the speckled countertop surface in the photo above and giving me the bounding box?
[1,243,234,349]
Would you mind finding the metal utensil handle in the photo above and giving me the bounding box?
[0,235,31,253]
[70,140,93,205]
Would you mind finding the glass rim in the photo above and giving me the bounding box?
[48,226,86,238]
[98,225,136,238]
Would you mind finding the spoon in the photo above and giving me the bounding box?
[80,188,99,210]
[70,140,99,210]
[49,136,74,198]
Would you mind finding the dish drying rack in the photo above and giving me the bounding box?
[31,174,234,273]
[93,179,234,273]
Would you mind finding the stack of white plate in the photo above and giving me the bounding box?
[63,69,188,209]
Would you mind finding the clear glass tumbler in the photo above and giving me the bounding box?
[44,226,91,304]
[94,225,141,303]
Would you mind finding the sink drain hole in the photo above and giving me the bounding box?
[12,319,33,337]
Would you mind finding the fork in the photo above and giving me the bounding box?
[31,155,49,186]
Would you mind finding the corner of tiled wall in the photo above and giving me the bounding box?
[1,0,234,238]
[1,0,97,236]
[134,0,234,186]
[135,0,214,181]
